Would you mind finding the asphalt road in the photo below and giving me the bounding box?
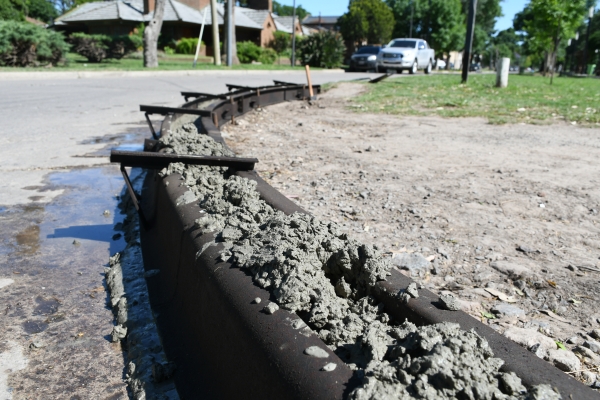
[0,70,372,400]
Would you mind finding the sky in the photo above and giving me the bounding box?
[276,0,599,33]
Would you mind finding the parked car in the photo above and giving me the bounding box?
[436,59,447,69]
[348,46,381,72]
[469,63,481,72]
[376,38,435,74]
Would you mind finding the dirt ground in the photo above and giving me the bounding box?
[224,82,600,387]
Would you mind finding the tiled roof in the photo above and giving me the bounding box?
[55,1,299,32]
[303,15,339,25]
[272,15,296,33]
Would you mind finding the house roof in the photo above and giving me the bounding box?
[55,0,261,29]
[272,15,296,33]
[303,15,339,25]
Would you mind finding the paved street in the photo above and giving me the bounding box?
[0,70,371,399]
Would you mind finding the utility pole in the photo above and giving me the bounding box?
[461,0,477,83]
[291,0,296,67]
[226,0,233,67]
[210,0,220,66]
[583,6,594,74]
[409,0,414,37]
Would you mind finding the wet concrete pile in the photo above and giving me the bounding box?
[156,122,561,399]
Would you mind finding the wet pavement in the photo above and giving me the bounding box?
[0,167,129,399]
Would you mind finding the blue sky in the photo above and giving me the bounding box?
[276,0,599,32]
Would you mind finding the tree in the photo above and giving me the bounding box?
[524,0,586,82]
[460,0,502,56]
[143,0,166,67]
[386,0,464,68]
[0,0,25,21]
[27,0,58,22]
[338,0,394,48]
[272,1,309,20]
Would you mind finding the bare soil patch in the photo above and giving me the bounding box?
[225,82,600,387]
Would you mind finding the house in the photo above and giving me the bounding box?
[302,15,339,31]
[53,0,305,50]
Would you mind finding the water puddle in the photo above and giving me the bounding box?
[79,126,148,158]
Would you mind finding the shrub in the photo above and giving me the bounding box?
[70,32,140,62]
[269,31,290,54]
[258,47,277,64]
[237,41,262,63]
[0,20,69,67]
[175,38,204,55]
[297,31,345,69]
[164,46,175,55]
[110,35,140,59]
[70,32,111,62]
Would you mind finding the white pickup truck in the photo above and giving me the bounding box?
[376,38,435,74]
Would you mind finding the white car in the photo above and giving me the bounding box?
[436,59,446,69]
[377,38,435,74]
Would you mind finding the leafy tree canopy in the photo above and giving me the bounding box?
[272,1,309,21]
[0,0,25,21]
[338,0,395,45]
[28,0,58,22]
[386,0,464,56]
[460,0,502,54]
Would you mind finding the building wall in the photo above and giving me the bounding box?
[259,14,277,47]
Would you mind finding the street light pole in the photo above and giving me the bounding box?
[226,0,233,67]
[461,0,477,83]
[583,6,594,75]
[291,0,296,68]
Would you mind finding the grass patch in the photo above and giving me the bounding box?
[0,52,312,72]
[352,74,600,126]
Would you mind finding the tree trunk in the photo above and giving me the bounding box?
[224,0,239,65]
[210,0,221,65]
[143,0,166,68]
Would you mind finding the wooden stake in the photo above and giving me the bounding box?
[305,65,314,98]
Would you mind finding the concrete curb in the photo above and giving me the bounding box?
[0,68,346,81]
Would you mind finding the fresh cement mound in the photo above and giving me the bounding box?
[156,122,561,399]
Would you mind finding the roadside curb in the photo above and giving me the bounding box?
[0,68,346,81]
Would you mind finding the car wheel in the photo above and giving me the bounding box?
[409,60,418,74]
[397,69,403,74]
[425,61,432,74]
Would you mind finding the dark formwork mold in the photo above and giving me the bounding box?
[137,83,597,399]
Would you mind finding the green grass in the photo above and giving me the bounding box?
[352,74,600,126]
[0,52,311,72]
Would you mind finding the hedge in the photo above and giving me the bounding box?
[0,20,69,67]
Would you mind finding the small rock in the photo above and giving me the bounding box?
[72,239,80,246]
[573,345,599,362]
[566,336,579,345]
[263,302,279,315]
[291,319,306,330]
[517,245,537,254]
[592,381,600,389]
[439,293,461,311]
[304,346,329,358]
[590,329,600,340]
[29,342,44,350]
[491,261,531,279]
[546,349,581,372]
[504,327,556,358]
[253,297,261,304]
[398,292,411,304]
[321,363,337,372]
[359,191,369,199]
[581,371,596,385]
[584,339,600,354]
[492,303,525,317]
[537,192,546,197]
[392,253,430,276]
[103,210,110,216]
